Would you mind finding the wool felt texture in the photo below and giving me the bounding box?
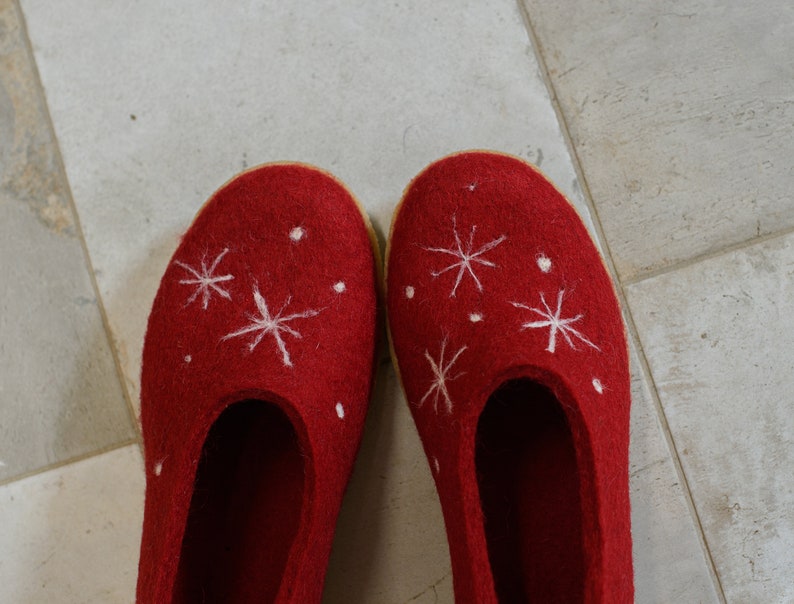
[386,151,633,603]
[136,163,379,603]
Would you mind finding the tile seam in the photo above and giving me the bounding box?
[624,223,794,286]
[0,438,141,488]
[515,2,727,600]
[13,0,143,446]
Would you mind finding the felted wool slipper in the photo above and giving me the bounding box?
[136,163,379,603]
[386,151,632,603]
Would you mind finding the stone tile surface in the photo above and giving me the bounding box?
[628,350,720,603]
[0,445,144,603]
[522,0,794,280]
[20,0,593,418]
[627,234,794,602]
[0,0,133,482]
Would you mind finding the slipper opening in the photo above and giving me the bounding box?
[475,378,586,603]
[173,399,306,603]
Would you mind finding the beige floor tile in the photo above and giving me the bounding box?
[627,234,794,602]
[629,350,720,603]
[522,0,794,280]
[0,0,133,482]
[0,445,144,603]
[19,0,591,418]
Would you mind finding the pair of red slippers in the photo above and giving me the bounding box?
[136,151,632,603]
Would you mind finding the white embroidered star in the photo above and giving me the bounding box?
[423,216,506,297]
[419,339,467,414]
[175,248,234,310]
[222,285,321,367]
[511,289,599,353]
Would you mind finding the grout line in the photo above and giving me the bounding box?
[14,0,144,448]
[624,222,794,286]
[516,2,728,601]
[0,438,141,488]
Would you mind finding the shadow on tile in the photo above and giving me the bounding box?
[323,356,397,602]
[323,360,453,604]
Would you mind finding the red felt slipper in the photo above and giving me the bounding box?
[136,163,378,603]
[386,151,632,603]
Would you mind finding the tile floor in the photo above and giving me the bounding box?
[0,0,790,601]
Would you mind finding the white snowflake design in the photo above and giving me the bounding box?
[222,285,321,367]
[422,216,506,297]
[175,248,234,310]
[511,289,599,353]
[419,339,467,414]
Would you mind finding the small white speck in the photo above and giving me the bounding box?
[537,254,552,273]
[432,457,440,474]
[335,402,345,419]
[469,313,483,323]
[592,379,604,394]
[154,461,163,476]
[333,281,346,293]
[467,181,478,191]
[405,286,415,299]
[289,226,305,242]
[184,354,192,363]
